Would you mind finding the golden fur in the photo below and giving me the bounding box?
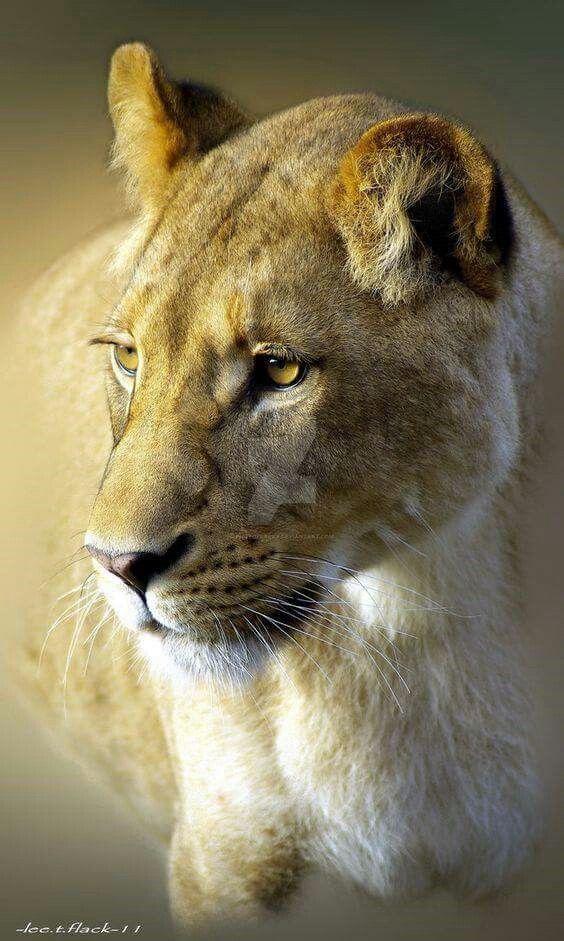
[14,43,563,930]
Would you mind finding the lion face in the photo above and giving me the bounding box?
[85,45,517,683]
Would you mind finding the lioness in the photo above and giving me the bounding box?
[17,42,562,929]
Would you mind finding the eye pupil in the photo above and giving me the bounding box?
[114,344,138,376]
[256,354,305,389]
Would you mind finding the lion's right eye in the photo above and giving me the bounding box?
[113,344,138,376]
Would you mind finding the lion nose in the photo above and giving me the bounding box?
[86,532,195,597]
[103,552,154,595]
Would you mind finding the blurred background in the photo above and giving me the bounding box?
[1,1,562,939]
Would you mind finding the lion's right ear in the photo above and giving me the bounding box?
[108,43,249,215]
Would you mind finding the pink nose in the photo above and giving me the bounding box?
[86,549,155,595]
[86,533,195,597]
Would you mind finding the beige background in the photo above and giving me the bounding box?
[1,2,562,939]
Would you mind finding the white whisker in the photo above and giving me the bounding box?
[260,579,410,703]
[240,604,331,684]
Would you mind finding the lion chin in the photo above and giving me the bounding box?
[137,627,269,688]
[16,39,562,933]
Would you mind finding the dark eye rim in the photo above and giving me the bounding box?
[253,354,309,391]
[113,343,138,376]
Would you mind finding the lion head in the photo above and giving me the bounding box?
[85,43,517,683]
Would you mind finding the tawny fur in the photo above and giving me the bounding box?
[12,43,562,931]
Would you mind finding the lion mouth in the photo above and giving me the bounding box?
[144,577,324,647]
[135,577,327,684]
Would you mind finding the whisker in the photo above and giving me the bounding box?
[38,583,100,671]
[379,528,429,560]
[224,615,254,678]
[39,553,90,590]
[50,583,90,608]
[272,568,419,638]
[275,567,435,618]
[82,608,114,677]
[62,588,105,719]
[264,567,406,652]
[239,613,299,694]
[276,554,471,618]
[260,577,411,698]
[260,596,360,658]
[240,604,331,684]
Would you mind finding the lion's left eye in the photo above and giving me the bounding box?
[255,355,307,390]
[113,344,138,376]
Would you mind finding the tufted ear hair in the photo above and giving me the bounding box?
[108,43,250,215]
[330,113,512,306]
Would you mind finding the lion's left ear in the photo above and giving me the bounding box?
[330,113,512,306]
[108,43,250,216]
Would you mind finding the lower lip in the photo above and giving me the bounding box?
[142,618,172,635]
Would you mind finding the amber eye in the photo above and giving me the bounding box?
[113,344,138,376]
[256,355,306,390]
